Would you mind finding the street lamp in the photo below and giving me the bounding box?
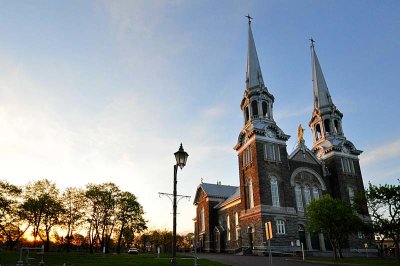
[172,143,189,266]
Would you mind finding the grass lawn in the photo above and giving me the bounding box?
[0,251,227,266]
[307,257,400,266]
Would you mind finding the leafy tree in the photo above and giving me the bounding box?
[0,180,29,250]
[22,179,64,251]
[115,191,146,253]
[306,195,362,260]
[61,187,86,252]
[84,182,120,253]
[359,181,400,260]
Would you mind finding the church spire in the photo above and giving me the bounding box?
[311,39,334,111]
[246,15,264,90]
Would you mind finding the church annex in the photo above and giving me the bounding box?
[193,20,370,255]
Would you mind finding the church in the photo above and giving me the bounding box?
[193,20,370,255]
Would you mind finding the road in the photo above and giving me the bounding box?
[196,253,329,266]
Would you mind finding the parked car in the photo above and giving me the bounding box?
[128,247,139,255]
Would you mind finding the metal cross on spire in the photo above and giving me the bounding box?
[310,37,315,47]
[245,14,253,25]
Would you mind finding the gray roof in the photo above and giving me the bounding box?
[311,43,334,110]
[214,187,240,209]
[200,183,238,198]
[193,182,238,205]
[246,21,264,90]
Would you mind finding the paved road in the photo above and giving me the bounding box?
[196,253,329,266]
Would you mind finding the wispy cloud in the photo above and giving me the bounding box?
[361,139,400,165]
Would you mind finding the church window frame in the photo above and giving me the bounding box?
[246,179,254,209]
[264,142,280,161]
[312,186,320,200]
[262,101,268,118]
[270,176,280,207]
[244,106,250,124]
[200,207,205,232]
[324,119,331,135]
[341,158,355,174]
[243,145,253,167]
[295,183,304,212]
[251,100,259,118]
[234,212,240,240]
[348,186,355,205]
[276,220,286,235]
[304,185,312,207]
[226,214,231,241]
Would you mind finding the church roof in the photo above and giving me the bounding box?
[193,182,238,205]
[311,41,334,111]
[214,187,240,209]
[246,19,264,90]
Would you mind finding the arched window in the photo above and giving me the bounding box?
[348,187,355,204]
[315,124,322,140]
[251,100,258,118]
[270,176,280,207]
[262,101,268,117]
[324,119,331,135]
[227,215,231,240]
[244,106,249,124]
[304,185,311,206]
[295,184,304,211]
[247,180,254,209]
[312,186,320,200]
[200,207,205,232]
[334,120,340,134]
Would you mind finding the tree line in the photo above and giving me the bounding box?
[0,179,146,253]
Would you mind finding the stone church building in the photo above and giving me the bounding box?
[193,20,370,255]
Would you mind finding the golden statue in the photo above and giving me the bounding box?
[298,124,305,143]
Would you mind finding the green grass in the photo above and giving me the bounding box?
[0,251,227,266]
[307,257,400,266]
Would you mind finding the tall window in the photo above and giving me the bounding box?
[348,187,355,204]
[270,176,280,207]
[341,158,355,174]
[251,100,258,118]
[312,186,320,200]
[200,207,205,232]
[276,220,286,235]
[243,146,253,167]
[235,212,240,240]
[227,215,231,241]
[264,143,280,161]
[295,184,304,211]
[304,186,311,207]
[262,101,268,118]
[249,180,254,208]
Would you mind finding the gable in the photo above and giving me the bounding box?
[289,146,320,165]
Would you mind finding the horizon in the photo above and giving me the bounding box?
[0,1,399,233]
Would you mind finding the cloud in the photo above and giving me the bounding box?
[275,106,310,120]
[361,139,400,165]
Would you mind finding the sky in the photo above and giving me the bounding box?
[0,0,399,234]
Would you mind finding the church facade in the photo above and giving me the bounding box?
[193,20,370,255]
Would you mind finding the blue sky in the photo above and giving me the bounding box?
[0,1,398,233]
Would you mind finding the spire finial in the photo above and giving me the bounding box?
[245,14,253,25]
[310,37,315,47]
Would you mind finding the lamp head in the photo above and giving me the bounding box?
[174,143,189,169]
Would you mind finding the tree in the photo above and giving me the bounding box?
[0,180,29,250]
[22,179,64,251]
[84,182,120,253]
[306,195,362,260]
[360,181,400,260]
[114,191,146,253]
[61,187,86,252]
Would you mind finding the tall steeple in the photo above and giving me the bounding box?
[308,39,361,158]
[235,17,289,151]
[311,39,334,111]
[246,16,264,90]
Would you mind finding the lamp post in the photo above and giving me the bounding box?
[172,143,189,266]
